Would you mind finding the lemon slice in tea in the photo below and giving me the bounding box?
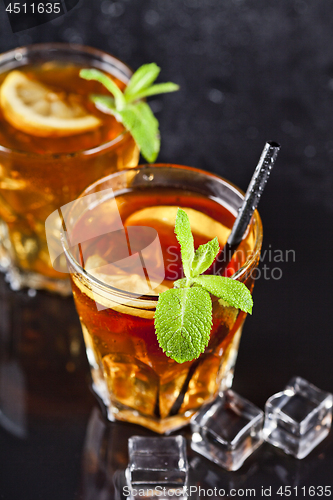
[0,70,101,137]
[125,206,231,243]
[78,255,169,318]
[85,255,169,295]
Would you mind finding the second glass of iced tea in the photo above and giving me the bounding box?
[61,164,262,433]
[0,43,139,294]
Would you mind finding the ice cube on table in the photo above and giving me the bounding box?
[126,435,188,485]
[264,376,333,459]
[191,390,264,471]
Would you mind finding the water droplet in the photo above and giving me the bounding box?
[304,145,316,158]
[207,88,224,103]
[145,9,159,25]
[143,174,154,181]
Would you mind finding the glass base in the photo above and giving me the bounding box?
[107,401,200,434]
[90,360,199,433]
[0,217,71,295]
[89,372,203,434]
[0,253,71,295]
[85,324,244,435]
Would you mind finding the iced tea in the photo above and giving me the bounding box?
[0,44,139,293]
[62,165,262,433]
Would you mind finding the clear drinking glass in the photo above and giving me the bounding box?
[0,43,139,294]
[60,164,263,433]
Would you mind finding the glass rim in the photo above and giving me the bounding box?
[61,164,263,302]
[0,42,132,158]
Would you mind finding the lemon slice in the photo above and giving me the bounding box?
[0,70,101,137]
[89,270,168,296]
[125,206,231,243]
[74,255,168,317]
[85,255,168,296]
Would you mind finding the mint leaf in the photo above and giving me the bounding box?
[90,95,116,112]
[124,63,160,98]
[80,63,179,163]
[192,275,253,314]
[80,69,125,110]
[174,209,194,278]
[155,208,254,363]
[126,82,180,103]
[191,237,219,277]
[174,274,252,314]
[155,287,212,363]
[90,96,159,161]
[173,278,187,288]
[117,102,160,163]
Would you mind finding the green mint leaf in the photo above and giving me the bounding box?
[173,278,187,288]
[90,94,116,112]
[80,64,179,163]
[126,82,180,103]
[191,237,220,277]
[192,275,253,314]
[154,287,212,363]
[80,69,126,110]
[92,97,160,163]
[174,209,194,278]
[117,101,160,163]
[155,208,254,363]
[124,63,160,98]
[90,94,160,163]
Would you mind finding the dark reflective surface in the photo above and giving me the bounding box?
[1,2,333,494]
[0,252,332,500]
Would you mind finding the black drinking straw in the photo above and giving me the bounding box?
[167,141,280,418]
[215,141,280,276]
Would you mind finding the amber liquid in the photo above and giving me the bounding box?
[70,187,257,433]
[0,62,126,153]
[0,62,139,290]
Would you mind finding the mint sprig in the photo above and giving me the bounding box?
[174,207,194,278]
[154,208,253,363]
[155,287,212,364]
[80,63,179,163]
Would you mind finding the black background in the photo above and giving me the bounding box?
[0,1,333,499]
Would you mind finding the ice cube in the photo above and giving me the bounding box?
[263,376,332,459]
[126,435,188,499]
[191,390,264,471]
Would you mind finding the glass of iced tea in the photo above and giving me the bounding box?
[0,43,139,294]
[60,164,262,434]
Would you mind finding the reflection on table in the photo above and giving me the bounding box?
[0,274,332,500]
